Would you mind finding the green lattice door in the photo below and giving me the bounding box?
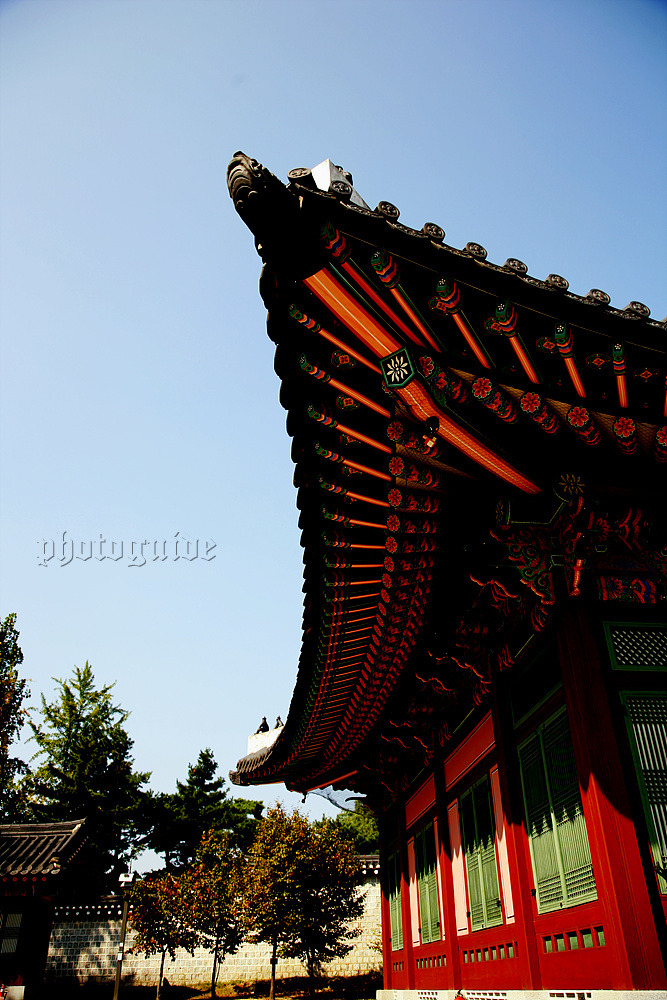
[623,691,667,894]
[460,775,503,930]
[519,708,597,912]
[387,850,404,950]
[414,822,441,943]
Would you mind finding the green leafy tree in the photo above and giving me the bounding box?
[129,872,198,1000]
[27,662,149,894]
[182,829,243,998]
[242,805,363,1000]
[143,749,263,869]
[0,613,30,820]
[332,801,379,854]
[280,819,364,991]
[242,805,309,1000]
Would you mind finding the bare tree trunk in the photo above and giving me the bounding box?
[210,940,218,999]
[308,951,315,1000]
[157,949,166,1000]
[269,933,277,1000]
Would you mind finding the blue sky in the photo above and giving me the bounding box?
[1,0,665,850]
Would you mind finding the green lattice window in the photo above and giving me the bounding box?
[387,850,403,951]
[414,821,441,943]
[518,708,597,913]
[460,775,503,930]
[0,911,21,954]
[604,623,667,672]
[622,692,667,894]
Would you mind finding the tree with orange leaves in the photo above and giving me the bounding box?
[129,872,197,1000]
[181,829,243,998]
[241,805,363,1000]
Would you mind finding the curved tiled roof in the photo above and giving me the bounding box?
[0,818,86,877]
[227,153,666,799]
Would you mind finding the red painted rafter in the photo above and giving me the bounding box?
[339,260,425,347]
[452,312,491,369]
[304,268,541,494]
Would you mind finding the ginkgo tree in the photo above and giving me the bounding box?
[27,662,150,894]
[0,613,29,821]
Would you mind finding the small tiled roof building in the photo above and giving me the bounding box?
[0,819,86,993]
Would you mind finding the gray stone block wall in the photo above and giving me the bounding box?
[46,881,382,986]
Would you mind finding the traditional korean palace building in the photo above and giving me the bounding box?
[227,153,667,999]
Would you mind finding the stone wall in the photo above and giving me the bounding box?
[45,875,382,986]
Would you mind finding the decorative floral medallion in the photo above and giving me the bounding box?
[332,350,355,369]
[566,406,600,445]
[336,394,359,411]
[654,426,667,462]
[472,377,518,423]
[387,421,404,443]
[568,406,589,428]
[472,377,493,402]
[520,391,559,433]
[536,336,557,354]
[557,473,585,496]
[634,367,658,382]
[521,392,541,414]
[586,353,611,373]
[613,415,637,455]
[381,349,415,390]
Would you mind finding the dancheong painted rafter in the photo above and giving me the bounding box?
[227,153,667,998]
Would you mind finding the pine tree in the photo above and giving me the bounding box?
[0,613,30,821]
[333,800,379,854]
[27,662,149,894]
[143,749,263,869]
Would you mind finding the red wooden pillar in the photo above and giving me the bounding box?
[379,810,409,992]
[397,807,416,990]
[491,691,544,990]
[379,848,393,991]
[434,759,461,989]
[379,806,416,991]
[558,604,667,990]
